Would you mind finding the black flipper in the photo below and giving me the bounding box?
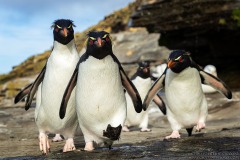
[59,54,88,119]
[111,54,142,113]
[143,68,167,111]
[186,127,193,136]
[103,124,122,141]
[25,64,46,110]
[153,94,166,115]
[191,60,232,99]
[14,83,33,104]
[59,67,78,119]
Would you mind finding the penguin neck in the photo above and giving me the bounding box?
[53,39,77,54]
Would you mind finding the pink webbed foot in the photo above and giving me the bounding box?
[196,122,206,132]
[52,134,64,142]
[39,132,50,155]
[63,138,76,152]
[122,125,130,132]
[165,131,180,139]
[140,128,152,132]
[84,141,94,151]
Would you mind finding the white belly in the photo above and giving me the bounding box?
[76,55,126,143]
[125,77,152,125]
[165,67,207,128]
[35,44,79,136]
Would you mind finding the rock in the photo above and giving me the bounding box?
[130,0,240,88]
[112,28,170,64]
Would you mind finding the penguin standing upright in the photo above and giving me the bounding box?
[123,61,166,132]
[143,50,232,139]
[59,31,142,151]
[14,19,79,154]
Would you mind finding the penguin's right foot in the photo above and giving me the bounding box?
[140,128,151,132]
[196,122,206,132]
[63,138,76,152]
[39,132,50,155]
[164,131,180,139]
[52,134,64,142]
[122,125,130,132]
[84,142,94,151]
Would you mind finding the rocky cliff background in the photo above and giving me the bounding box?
[0,0,240,104]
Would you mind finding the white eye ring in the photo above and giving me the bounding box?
[89,37,96,40]
[56,25,62,29]
[102,34,108,38]
[175,56,181,61]
[67,24,72,29]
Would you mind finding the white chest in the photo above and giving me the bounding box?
[132,77,152,99]
[165,67,204,111]
[76,55,126,117]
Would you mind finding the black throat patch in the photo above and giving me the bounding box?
[103,124,122,141]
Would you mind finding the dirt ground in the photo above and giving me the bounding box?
[0,92,240,159]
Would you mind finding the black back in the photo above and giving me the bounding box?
[52,19,75,45]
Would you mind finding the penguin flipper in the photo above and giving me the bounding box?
[199,71,232,99]
[111,54,142,113]
[153,94,166,115]
[25,64,46,110]
[143,70,166,111]
[14,83,33,104]
[120,69,142,113]
[190,59,232,99]
[59,64,79,119]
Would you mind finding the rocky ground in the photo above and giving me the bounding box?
[0,91,239,159]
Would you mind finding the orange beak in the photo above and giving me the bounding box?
[62,28,68,37]
[168,60,175,68]
[97,37,102,47]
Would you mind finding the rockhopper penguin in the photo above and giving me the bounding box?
[143,50,232,139]
[14,19,79,154]
[123,61,166,132]
[59,31,142,151]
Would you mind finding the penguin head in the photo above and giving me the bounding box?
[86,31,113,59]
[137,61,151,78]
[52,19,75,45]
[167,50,191,73]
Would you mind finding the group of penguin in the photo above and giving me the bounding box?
[14,19,232,155]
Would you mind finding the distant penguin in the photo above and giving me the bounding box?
[123,61,166,132]
[143,50,232,139]
[14,19,79,154]
[202,65,218,93]
[152,63,167,78]
[59,31,142,151]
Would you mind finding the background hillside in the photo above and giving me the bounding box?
[1,0,240,102]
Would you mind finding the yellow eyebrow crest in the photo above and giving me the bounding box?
[89,37,96,40]
[175,56,182,61]
[56,25,62,29]
[102,34,108,38]
[67,24,72,28]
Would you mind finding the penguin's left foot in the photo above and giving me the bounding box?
[52,134,64,142]
[196,122,206,132]
[103,124,122,140]
[84,141,94,151]
[63,138,76,152]
[140,128,151,132]
[164,131,180,139]
[122,125,130,132]
[39,132,50,155]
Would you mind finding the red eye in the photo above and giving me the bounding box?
[55,28,59,32]
[179,58,183,62]
[106,37,109,42]
[89,40,93,45]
